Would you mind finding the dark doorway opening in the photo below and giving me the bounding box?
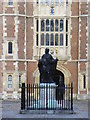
[54,70,65,100]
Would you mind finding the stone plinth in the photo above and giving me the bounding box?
[39,83,56,108]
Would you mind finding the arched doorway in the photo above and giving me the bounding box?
[54,70,64,86]
[54,70,65,100]
[33,65,71,100]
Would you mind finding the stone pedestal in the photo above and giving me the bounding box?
[39,83,56,108]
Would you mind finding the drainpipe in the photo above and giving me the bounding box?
[25,0,27,85]
[78,1,80,96]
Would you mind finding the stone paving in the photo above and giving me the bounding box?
[1,99,89,119]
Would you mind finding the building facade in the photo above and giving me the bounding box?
[0,0,89,99]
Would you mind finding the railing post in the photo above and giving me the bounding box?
[71,83,73,111]
[46,84,48,110]
[21,83,25,110]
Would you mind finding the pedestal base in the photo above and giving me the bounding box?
[39,83,56,108]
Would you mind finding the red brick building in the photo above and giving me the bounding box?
[0,0,89,99]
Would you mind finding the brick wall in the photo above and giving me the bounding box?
[71,18,79,60]
[80,2,88,15]
[27,62,37,84]
[80,17,87,59]
[71,2,79,16]
[5,7,15,37]
[0,2,2,59]
[18,17,25,59]
[5,62,15,71]
[26,2,33,59]
[18,2,25,59]
[26,18,33,59]
[0,1,3,94]
[64,62,78,94]
[18,62,25,71]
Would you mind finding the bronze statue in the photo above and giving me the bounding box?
[38,48,58,83]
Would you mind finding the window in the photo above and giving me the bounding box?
[60,34,63,46]
[55,19,58,31]
[19,75,21,88]
[50,20,54,31]
[41,34,44,45]
[36,19,69,47]
[51,0,54,5]
[83,75,86,89]
[50,34,54,45]
[46,33,49,46]
[55,34,58,46]
[8,75,12,88]
[46,19,49,31]
[46,0,49,4]
[55,0,59,5]
[66,34,68,46]
[60,20,63,32]
[8,0,13,5]
[41,20,44,31]
[37,0,38,4]
[36,19,39,32]
[8,42,12,54]
[36,34,38,46]
[66,19,68,32]
[60,0,64,3]
[66,0,68,5]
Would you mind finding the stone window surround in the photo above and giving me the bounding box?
[36,0,69,6]
[8,74,13,89]
[35,18,69,47]
[8,0,13,6]
[7,40,14,56]
[80,73,87,91]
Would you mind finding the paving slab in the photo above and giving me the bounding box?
[1,99,89,119]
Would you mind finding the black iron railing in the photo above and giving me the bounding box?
[21,83,73,111]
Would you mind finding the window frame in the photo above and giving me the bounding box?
[8,75,12,89]
[83,74,86,89]
[36,18,69,47]
[8,42,13,55]
[8,0,13,6]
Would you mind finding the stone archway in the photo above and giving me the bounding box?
[56,65,71,86]
[33,64,71,87]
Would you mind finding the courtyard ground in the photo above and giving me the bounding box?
[1,99,89,119]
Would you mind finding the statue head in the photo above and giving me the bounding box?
[45,48,49,54]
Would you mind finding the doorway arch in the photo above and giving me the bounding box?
[56,65,71,86]
[33,65,71,86]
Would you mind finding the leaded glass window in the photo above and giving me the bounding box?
[66,34,68,46]
[55,19,58,31]
[55,34,58,46]
[46,19,49,31]
[41,20,44,31]
[8,42,12,54]
[36,34,38,46]
[8,0,13,5]
[41,34,44,45]
[36,18,69,47]
[60,20,63,32]
[8,75,12,88]
[46,33,49,46]
[66,19,68,32]
[50,20,54,31]
[60,34,63,46]
[50,34,54,45]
